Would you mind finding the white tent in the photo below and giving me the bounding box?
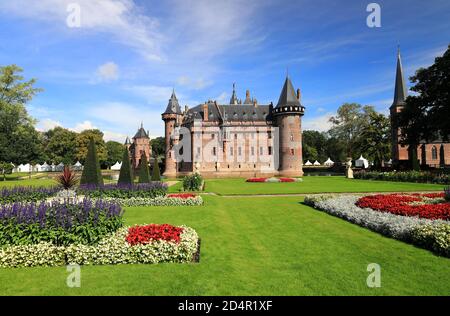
[50,163,56,172]
[73,161,83,171]
[111,161,122,171]
[55,162,64,172]
[34,164,43,172]
[41,162,52,172]
[355,155,369,169]
[313,160,321,166]
[17,163,32,172]
[324,158,334,166]
[304,160,313,166]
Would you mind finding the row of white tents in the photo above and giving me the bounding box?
[304,155,378,169]
[12,161,84,173]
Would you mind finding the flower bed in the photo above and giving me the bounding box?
[0,224,199,267]
[100,195,203,207]
[0,199,124,246]
[246,177,303,183]
[126,224,183,245]
[304,194,450,257]
[0,186,60,204]
[78,182,167,199]
[356,193,450,220]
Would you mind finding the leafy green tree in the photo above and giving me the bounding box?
[355,112,391,169]
[0,162,13,181]
[118,147,133,185]
[76,129,107,165]
[302,130,328,163]
[138,154,150,183]
[0,65,44,164]
[105,141,124,169]
[329,103,376,158]
[42,127,78,164]
[151,158,161,181]
[151,136,165,160]
[324,136,346,163]
[80,138,104,186]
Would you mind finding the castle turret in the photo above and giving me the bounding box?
[130,122,151,170]
[272,76,305,177]
[162,89,182,177]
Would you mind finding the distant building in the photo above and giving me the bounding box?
[161,76,305,178]
[125,124,152,170]
[390,49,449,168]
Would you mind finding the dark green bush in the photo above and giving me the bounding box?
[182,173,203,191]
[118,147,133,185]
[151,159,161,181]
[80,138,104,186]
[354,171,449,185]
[78,183,167,199]
[138,154,150,183]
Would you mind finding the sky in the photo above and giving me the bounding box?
[0,0,449,142]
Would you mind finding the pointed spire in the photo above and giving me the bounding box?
[124,136,131,145]
[276,76,301,108]
[392,47,408,108]
[229,82,239,105]
[163,89,182,114]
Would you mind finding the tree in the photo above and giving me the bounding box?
[138,153,150,183]
[0,65,44,164]
[42,127,77,164]
[105,141,124,169]
[151,136,165,160]
[151,158,161,181]
[76,129,107,165]
[0,162,13,181]
[355,112,391,169]
[302,130,328,163]
[80,138,104,186]
[329,103,376,158]
[118,147,133,185]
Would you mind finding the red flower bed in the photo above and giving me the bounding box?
[356,193,450,220]
[279,178,295,182]
[167,193,197,199]
[246,178,267,183]
[126,224,184,246]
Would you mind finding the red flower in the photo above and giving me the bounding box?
[356,193,449,220]
[246,178,267,182]
[167,193,197,199]
[279,178,295,182]
[126,224,184,245]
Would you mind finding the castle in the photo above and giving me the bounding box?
[161,76,305,178]
[125,123,152,170]
[390,50,449,168]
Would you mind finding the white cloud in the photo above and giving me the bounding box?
[36,118,62,131]
[215,92,228,104]
[71,120,97,132]
[176,76,212,90]
[302,113,334,132]
[95,62,119,82]
[124,85,174,105]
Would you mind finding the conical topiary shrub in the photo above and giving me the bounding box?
[80,138,104,186]
[151,158,161,181]
[138,153,150,183]
[118,147,133,185]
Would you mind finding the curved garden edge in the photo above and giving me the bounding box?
[0,225,201,268]
[304,194,450,258]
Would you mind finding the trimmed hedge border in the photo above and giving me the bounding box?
[304,194,450,257]
[354,170,450,185]
[99,196,204,207]
[0,225,199,268]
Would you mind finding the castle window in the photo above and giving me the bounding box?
[251,147,255,156]
[230,147,233,156]
[268,146,272,155]
[196,147,201,156]
[268,131,272,139]
[213,147,217,156]
[290,133,294,141]
[432,146,438,160]
[238,147,242,156]
[234,133,238,140]
[260,147,263,155]
[290,149,295,155]
[211,133,215,139]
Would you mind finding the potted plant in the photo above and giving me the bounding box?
[55,166,79,203]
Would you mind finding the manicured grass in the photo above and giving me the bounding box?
[0,178,55,188]
[0,195,448,295]
[200,177,444,195]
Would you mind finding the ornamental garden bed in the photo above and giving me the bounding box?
[0,196,200,267]
[304,192,450,257]
[246,177,303,183]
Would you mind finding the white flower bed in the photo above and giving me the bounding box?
[0,225,199,268]
[99,196,203,207]
[305,195,450,257]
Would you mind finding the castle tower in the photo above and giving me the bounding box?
[130,123,151,170]
[162,90,182,177]
[390,48,409,165]
[272,76,305,177]
[124,136,131,150]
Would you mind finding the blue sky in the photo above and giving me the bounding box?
[0,0,449,141]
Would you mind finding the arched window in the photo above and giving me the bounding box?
[432,146,438,160]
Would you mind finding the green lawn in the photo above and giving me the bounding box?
[198,177,444,195]
[0,195,449,295]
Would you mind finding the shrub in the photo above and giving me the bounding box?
[80,138,104,186]
[0,225,199,267]
[445,187,450,202]
[99,195,203,207]
[151,159,161,181]
[118,147,133,185]
[182,173,203,191]
[0,199,123,246]
[354,170,450,184]
[138,154,150,183]
[78,182,167,199]
[0,186,60,204]
[55,166,78,190]
[411,223,450,257]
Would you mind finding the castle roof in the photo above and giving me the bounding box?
[229,83,239,105]
[163,89,182,115]
[133,123,149,139]
[124,136,131,145]
[391,48,408,108]
[183,103,271,123]
[276,76,301,108]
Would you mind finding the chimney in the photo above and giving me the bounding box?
[296,88,301,101]
[184,105,189,113]
[203,103,208,121]
[253,98,258,107]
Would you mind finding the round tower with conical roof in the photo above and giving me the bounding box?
[272,76,305,177]
[162,90,183,177]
